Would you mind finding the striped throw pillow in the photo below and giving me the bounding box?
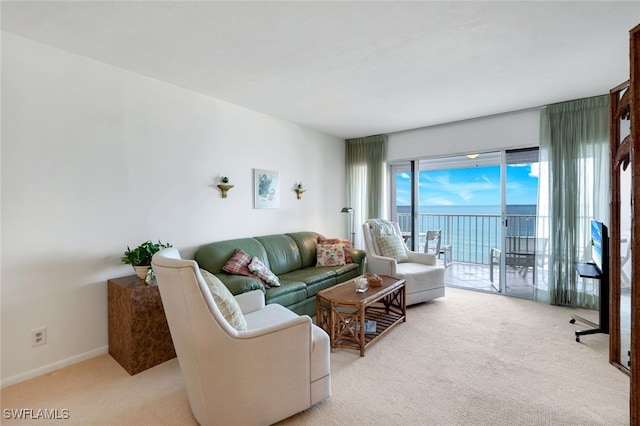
[222,249,261,281]
[199,268,247,331]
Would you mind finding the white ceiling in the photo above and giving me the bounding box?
[2,1,639,139]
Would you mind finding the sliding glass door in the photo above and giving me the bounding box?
[389,148,540,299]
[419,152,503,292]
[503,149,540,297]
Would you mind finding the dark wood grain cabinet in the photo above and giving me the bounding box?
[108,275,176,375]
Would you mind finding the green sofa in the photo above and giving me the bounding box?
[194,232,366,317]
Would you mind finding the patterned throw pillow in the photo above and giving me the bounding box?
[318,237,352,263]
[199,268,247,331]
[316,243,346,267]
[247,257,281,287]
[376,235,408,263]
[222,249,261,280]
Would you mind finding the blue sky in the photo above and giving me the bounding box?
[395,163,539,206]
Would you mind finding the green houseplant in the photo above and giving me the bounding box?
[122,240,172,279]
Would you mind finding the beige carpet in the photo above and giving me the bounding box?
[1,288,629,425]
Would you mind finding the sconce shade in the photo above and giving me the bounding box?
[341,207,354,213]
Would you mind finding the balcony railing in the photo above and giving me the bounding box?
[397,213,542,265]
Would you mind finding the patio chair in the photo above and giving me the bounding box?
[424,230,442,255]
[490,237,548,285]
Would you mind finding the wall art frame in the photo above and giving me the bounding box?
[254,169,279,209]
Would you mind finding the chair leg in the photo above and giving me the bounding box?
[520,267,528,278]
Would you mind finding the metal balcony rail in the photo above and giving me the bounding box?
[397,212,546,265]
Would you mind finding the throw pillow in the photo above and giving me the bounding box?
[376,235,408,263]
[222,249,261,280]
[199,268,247,331]
[318,237,353,263]
[316,243,346,267]
[247,257,281,287]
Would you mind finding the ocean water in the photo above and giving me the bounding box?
[396,204,537,264]
[396,204,536,215]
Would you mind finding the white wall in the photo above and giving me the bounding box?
[387,109,541,161]
[1,33,346,386]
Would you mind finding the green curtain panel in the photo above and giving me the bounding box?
[536,95,610,308]
[345,134,388,248]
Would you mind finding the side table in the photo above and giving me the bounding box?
[108,275,176,375]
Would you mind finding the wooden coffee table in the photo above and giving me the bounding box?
[316,275,406,356]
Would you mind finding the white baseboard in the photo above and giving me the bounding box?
[1,346,109,389]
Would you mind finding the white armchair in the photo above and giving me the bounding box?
[151,248,330,426]
[363,219,445,305]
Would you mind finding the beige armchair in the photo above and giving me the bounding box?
[363,219,445,305]
[151,248,331,426]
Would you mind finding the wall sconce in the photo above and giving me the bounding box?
[217,176,234,198]
[294,182,306,199]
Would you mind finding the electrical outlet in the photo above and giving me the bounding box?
[31,327,47,347]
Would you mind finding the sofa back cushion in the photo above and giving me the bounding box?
[286,232,321,268]
[254,234,302,275]
[195,238,269,274]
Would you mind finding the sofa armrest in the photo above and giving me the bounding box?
[350,248,367,274]
[350,248,366,266]
[235,290,266,314]
[406,251,437,265]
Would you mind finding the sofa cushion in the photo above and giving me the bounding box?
[286,232,321,268]
[265,280,308,307]
[316,243,346,267]
[376,235,408,263]
[305,276,339,298]
[255,234,302,275]
[214,273,265,296]
[396,262,446,291]
[248,256,281,287]
[279,267,337,285]
[331,262,361,277]
[200,268,247,331]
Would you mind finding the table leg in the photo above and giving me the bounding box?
[359,306,365,357]
[329,301,336,352]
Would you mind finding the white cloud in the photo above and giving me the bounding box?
[426,197,455,206]
[459,191,473,201]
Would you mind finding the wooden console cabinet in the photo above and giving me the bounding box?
[108,275,176,375]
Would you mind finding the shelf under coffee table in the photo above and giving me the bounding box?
[316,275,406,356]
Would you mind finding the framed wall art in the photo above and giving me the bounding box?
[254,169,279,209]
